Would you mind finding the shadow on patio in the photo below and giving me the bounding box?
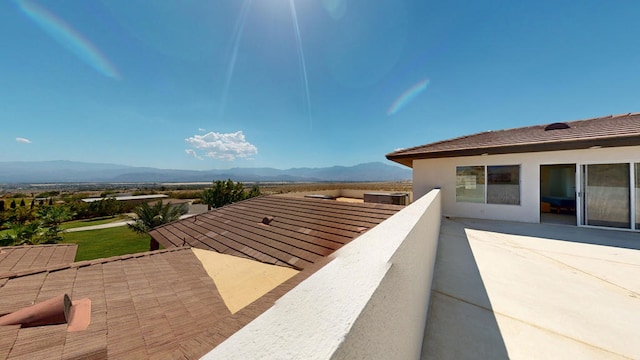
[457,217,640,251]
[421,217,509,359]
[422,217,640,359]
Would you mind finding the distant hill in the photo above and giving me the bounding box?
[0,161,411,183]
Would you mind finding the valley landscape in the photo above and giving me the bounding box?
[0,160,411,184]
[0,160,411,196]
[0,160,411,262]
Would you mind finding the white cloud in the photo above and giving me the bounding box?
[185,131,257,161]
[198,128,206,132]
[184,149,203,160]
[394,147,405,152]
[16,137,32,144]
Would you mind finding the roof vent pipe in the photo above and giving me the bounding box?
[262,216,274,225]
[0,294,71,328]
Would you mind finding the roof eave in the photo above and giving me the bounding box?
[385,154,414,168]
[386,135,640,163]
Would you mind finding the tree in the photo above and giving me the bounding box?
[13,206,37,225]
[201,179,254,210]
[68,200,88,219]
[39,205,74,244]
[19,199,25,207]
[40,205,74,228]
[0,204,73,246]
[9,200,16,209]
[88,198,121,218]
[248,184,261,198]
[2,221,43,246]
[100,198,121,217]
[127,201,187,235]
[0,210,8,231]
[201,188,216,211]
[36,191,59,198]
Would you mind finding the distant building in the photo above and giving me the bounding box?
[81,194,168,205]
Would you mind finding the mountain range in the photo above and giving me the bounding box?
[0,161,412,183]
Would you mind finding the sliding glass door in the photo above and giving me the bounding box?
[636,163,640,230]
[582,163,630,229]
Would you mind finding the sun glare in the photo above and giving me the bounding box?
[217,0,313,129]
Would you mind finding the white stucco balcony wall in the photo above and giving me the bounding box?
[203,189,441,359]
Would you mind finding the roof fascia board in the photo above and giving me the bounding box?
[386,135,640,166]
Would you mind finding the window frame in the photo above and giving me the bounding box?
[455,165,485,203]
[456,164,521,206]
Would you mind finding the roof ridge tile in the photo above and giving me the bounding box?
[0,247,193,280]
[0,243,76,250]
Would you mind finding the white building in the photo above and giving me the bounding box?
[387,113,640,231]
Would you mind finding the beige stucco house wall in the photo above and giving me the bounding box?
[412,145,640,226]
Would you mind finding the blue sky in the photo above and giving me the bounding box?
[2,0,640,170]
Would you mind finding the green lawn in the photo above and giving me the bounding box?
[60,215,131,230]
[1,214,130,240]
[62,226,151,261]
[0,215,130,241]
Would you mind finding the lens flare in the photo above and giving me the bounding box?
[387,78,429,116]
[289,0,313,129]
[322,0,347,20]
[219,0,252,120]
[15,0,121,79]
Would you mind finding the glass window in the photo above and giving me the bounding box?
[456,166,485,203]
[487,165,520,205]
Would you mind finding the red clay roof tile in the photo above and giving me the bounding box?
[0,248,230,359]
[149,195,402,270]
[0,244,77,277]
[1,196,404,358]
[387,113,640,167]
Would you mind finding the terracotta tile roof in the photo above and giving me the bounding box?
[386,112,640,167]
[149,195,403,270]
[0,248,231,359]
[1,196,403,358]
[0,246,341,359]
[170,257,333,358]
[0,244,77,277]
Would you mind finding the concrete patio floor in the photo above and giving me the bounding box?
[422,217,640,359]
